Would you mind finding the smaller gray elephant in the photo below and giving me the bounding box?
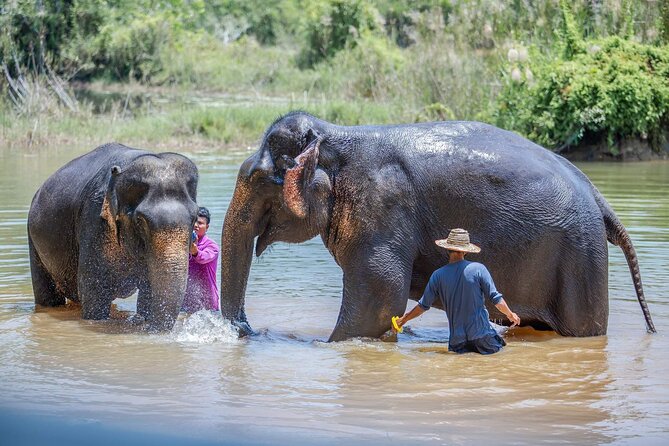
[28,143,199,330]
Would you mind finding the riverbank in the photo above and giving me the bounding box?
[561,135,669,162]
[3,90,667,161]
[0,84,411,152]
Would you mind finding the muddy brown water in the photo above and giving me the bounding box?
[0,145,667,445]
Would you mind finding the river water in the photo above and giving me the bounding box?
[0,145,667,445]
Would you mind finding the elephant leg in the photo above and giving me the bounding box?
[79,279,113,320]
[136,284,151,321]
[554,254,609,336]
[77,252,114,320]
[329,244,412,341]
[29,237,67,307]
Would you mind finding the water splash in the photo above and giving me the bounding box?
[170,310,239,344]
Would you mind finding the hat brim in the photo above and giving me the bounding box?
[435,239,481,253]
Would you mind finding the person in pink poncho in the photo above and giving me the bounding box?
[181,207,220,313]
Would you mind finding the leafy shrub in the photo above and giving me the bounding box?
[298,0,382,68]
[390,31,498,121]
[416,102,456,122]
[212,0,295,45]
[375,0,452,48]
[315,33,404,100]
[495,37,669,151]
[91,13,178,82]
[662,0,669,44]
[0,0,108,74]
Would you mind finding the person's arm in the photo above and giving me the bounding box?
[495,298,520,327]
[479,265,520,327]
[192,240,219,264]
[393,273,438,332]
[394,305,426,331]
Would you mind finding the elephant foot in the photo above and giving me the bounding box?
[127,313,146,325]
[379,330,398,343]
[145,313,179,333]
[328,321,389,342]
[232,319,255,337]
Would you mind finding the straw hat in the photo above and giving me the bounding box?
[435,228,481,253]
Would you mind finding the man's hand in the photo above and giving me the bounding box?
[391,315,404,333]
[507,311,520,328]
[190,242,198,256]
[392,305,427,333]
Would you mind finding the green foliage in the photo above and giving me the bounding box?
[558,0,585,59]
[316,33,405,100]
[91,13,178,81]
[184,106,277,143]
[388,31,497,121]
[416,102,455,122]
[0,0,108,73]
[297,0,382,68]
[495,38,669,151]
[374,0,452,47]
[183,100,398,144]
[662,0,669,44]
[2,0,668,155]
[153,35,317,92]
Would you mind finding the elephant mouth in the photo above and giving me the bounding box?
[255,207,273,257]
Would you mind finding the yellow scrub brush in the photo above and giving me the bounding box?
[391,316,403,333]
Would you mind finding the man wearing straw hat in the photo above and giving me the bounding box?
[393,228,520,354]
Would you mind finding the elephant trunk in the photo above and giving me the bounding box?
[220,164,268,336]
[144,229,190,331]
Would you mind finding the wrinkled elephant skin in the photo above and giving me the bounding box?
[28,143,199,331]
[219,112,656,341]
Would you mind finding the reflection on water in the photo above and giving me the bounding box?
[0,145,668,445]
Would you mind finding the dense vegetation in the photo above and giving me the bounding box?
[1,0,667,154]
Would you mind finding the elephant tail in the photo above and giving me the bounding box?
[594,188,656,333]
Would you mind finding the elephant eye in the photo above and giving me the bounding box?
[302,128,318,149]
[276,154,297,171]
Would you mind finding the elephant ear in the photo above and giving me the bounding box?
[283,138,322,219]
[100,166,121,238]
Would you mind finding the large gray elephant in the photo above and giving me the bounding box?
[28,143,199,331]
[220,112,656,341]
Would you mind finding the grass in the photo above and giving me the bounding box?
[0,93,410,152]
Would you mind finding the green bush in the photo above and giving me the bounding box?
[90,13,178,82]
[314,33,404,100]
[205,0,296,45]
[495,37,669,151]
[0,0,109,73]
[375,0,452,48]
[154,34,318,93]
[298,0,382,68]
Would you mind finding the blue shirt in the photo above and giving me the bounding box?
[418,260,503,348]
